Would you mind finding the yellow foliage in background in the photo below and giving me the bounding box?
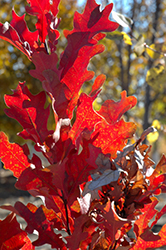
[147,120,161,144]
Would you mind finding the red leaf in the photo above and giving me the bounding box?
[148,155,166,187]
[15,165,54,192]
[65,140,100,205]
[26,0,60,43]
[93,91,137,157]
[0,212,34,250]
[14,201,66,248]
[0,132,30,178]
[60,0,119,77]
[97,91,137,124]
[133,197,158,237]
[66,215,93,250]
[91,200,129,247]
[90,74,106,96]
[30,52,71,118]
[131,225,166,250]
[92,119,137,158]
[69,93,103,142]
[30,45,104,119]
[151,204,166,229]
[45,12,60,53]
[15,156,68,199]
[4,82,51,144]
[60,44,104,118]
[30,52,59,82]
[0,10,38,59]
[69,92,136,158]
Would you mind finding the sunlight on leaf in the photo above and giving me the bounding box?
[146,43,164,60]
[134,34,145,56]
[111,10,133,28]
[121,32,132,45]
[106,30,123,41]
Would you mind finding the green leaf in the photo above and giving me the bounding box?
[106,30,123,41]
[146,64,165,82]
[111,10,133,28]
[146,44,164,60]
[133,34,145,56]
[146,64,166,91]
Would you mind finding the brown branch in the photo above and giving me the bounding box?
[143,0,161,135]
[61,191,71,236]
[127,0,136,93]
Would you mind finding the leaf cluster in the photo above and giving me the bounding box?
[0,0,166,249]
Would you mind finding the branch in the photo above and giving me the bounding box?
[61,191,71,236]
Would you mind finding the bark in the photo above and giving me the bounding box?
[143,0,161,132]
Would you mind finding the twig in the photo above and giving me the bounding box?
[62,190,71,236]
[144,43,166,57]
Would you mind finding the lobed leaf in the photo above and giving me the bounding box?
[4,82,51,144]
[66,214,95,250]
[0,212,34,250]
[69,93,103,142]
[97,91,137,125]
[10,201,66,248]
[0,9,39,59]
[0,132,30,178]
[26,0,60,43]
[60,0,119,78]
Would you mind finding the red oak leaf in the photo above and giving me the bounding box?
[148,154,166,187]
[30,44,104,119]
[0,132,30,178]
[15,155,67,198]
[30,52,71,118]
[151,204,166,229]
[44,194,74,234]
[60,43,104,118]
[69,92,136,158]
[65,139,100,205]
[69,92,103,142]
[133,197,158,238]
[14,201,66,248]
[45,12,60,53]
[66,214,95,250]
[131,226,166,249]
[0,9,38,59]
[4,82,51,144]
[15,157,74,233]
[92,118,137,158]
[96,200,129,245]
[90,74,106,96]
[60,0,119,77]
[97,91,137,124]
[0,212,34,250]
[30,52,60,82]
[91,91,137,157]
[26,0,60,43]
[15,165,55,193]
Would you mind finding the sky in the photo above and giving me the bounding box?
[77,0,111,7]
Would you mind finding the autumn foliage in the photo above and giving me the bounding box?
[0,0,166,249]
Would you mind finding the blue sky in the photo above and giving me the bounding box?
[77,0,111,6]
